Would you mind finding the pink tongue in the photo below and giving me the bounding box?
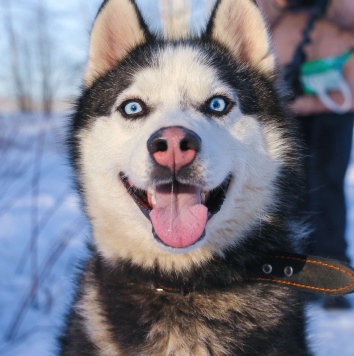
[150,183,208,248]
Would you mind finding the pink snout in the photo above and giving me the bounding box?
[147,126,201,173]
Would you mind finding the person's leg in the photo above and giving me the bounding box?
[296,116,315,222]
[296,114,318,254]
[309,112,353,263]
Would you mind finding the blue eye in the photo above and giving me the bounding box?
[208,97,228,112]
[124,101,143,115]
[119,99,147,118]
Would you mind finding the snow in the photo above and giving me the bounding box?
[0,113,89,355]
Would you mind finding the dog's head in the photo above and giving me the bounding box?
[70,0,295,271]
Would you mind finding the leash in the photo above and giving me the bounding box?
[152,253,354,296]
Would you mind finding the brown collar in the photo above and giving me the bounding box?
[152,253,354,297]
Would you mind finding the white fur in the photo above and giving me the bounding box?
[78,282,122,355]
[78,44,287,271]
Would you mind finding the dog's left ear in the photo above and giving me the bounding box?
[84,0,151,86]
[205,0,275,73]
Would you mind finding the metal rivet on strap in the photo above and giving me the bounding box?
[284,266,293,277]
[262,264,273,274]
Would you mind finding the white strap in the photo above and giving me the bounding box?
[317,79,353,114]
[301,71,353,114]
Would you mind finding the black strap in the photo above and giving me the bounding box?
[251,254,354,296]
[152,254,354,296]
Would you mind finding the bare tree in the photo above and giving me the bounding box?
[2,0,86,114]
[3,0,34,112]
[159,0,191,39]
[37,1,54,114]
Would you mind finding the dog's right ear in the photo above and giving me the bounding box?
[205,0,275,73]
[84,0,151,87]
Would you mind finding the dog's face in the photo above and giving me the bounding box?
[71,0,291,271]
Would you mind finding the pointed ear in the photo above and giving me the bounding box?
[85,0,151,86]
[206,0,275,73]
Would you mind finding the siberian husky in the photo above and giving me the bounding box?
[60,0,312,354]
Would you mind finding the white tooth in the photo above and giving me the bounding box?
[151,194,156,207]
[201,191,206,204]
[148,187,156,207]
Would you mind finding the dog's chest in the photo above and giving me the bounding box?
[145,324,223,355]
[81,283,246,355]
[118,288,285,355]
[74,266,308,356]
[141,296,232,355]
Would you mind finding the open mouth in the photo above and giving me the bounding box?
[120,173,231,249]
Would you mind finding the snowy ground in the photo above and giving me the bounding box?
[0,113,89,355]
[1,113,354,355]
